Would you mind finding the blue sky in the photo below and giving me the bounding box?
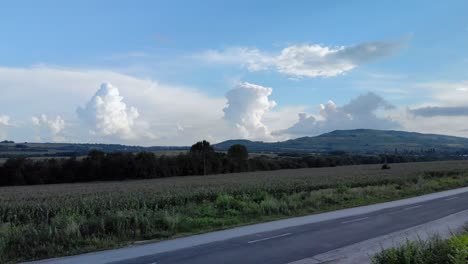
[1,1,468,145]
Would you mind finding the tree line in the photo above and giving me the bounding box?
[0,140,454,186]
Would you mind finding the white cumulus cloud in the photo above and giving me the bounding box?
[223,82,277,139]
[276,92,399,136]
[0,115,11,140]
[0,115,10,126]
[32,114,66,142]
[77,83,140,139]
[32,114,65,134]
[198,39,404,78]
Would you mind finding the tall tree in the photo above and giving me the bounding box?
[227,144,248,160]
[228,144,249,172]
[190,140,214,175]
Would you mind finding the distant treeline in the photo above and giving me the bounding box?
[0,140,461,186]
[0,142,189,158]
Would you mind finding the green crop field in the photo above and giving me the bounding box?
[2,160,468,263]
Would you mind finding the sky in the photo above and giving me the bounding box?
[1,0,468,146]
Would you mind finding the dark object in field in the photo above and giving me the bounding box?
[381,164,391,170]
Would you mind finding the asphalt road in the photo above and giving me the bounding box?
[112,191,468,264]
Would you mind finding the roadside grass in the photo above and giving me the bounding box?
[372,232,468,264]
[1,161,468,263]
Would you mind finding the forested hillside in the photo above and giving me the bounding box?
[215,129,468,154]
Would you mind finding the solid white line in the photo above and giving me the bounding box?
[247,233,292,244]
[445,197,459,201]
[341,217,369,224]
[403,205,423,210]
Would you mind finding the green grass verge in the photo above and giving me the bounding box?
[372,232,468,263]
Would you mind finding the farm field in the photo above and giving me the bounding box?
[2,160,468,263]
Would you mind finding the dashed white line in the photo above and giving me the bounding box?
[247,233,292,244]
[341,217,369,224]
[403,205,423,210]
[445,197,459,201]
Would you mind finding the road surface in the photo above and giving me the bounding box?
[31,187,468,264]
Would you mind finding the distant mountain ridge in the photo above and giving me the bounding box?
[2,129,468,158]
[213,129,468,154]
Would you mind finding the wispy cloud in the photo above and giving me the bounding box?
[409,106,468,117]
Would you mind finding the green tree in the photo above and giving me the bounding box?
[227,144,249,172]
[190,140,214,175]
[135,152,157,179]
[227,144,248,161]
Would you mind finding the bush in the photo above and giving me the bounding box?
[382,164,391,170]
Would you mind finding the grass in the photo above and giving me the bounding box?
[372,232,468,263]
[1,160,468,263]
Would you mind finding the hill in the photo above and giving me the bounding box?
[214,129,468,154]
[3,129,468,158]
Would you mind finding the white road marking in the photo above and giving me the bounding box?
[247,233,292,244]
[403,205,423,210]
[341,217,369,224]
[445,197,459,201]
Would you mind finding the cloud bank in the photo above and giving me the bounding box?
[0,66,228,145]
[277,92,399,136]
[3,65,468,145]
[223,82,277,139]
[198,39,403,78]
